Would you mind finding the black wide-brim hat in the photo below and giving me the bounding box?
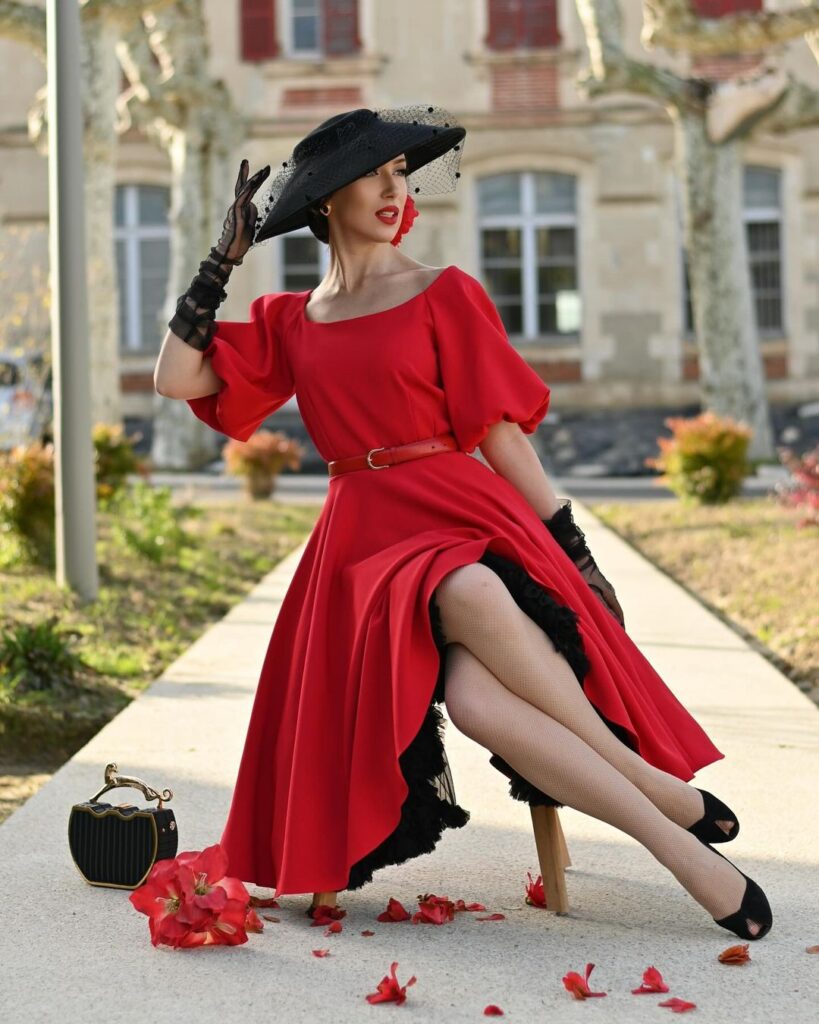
[252,103,466,245]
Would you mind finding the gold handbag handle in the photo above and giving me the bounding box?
[89,762,174,809]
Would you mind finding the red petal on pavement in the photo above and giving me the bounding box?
[483,1005,505,1016]
[361,930,376,936]
[718,943,750,964]
[310,904,347,926]
[323,920,343,935]
[453,899,487,912]
[312,949,331,957]
[244,908,264,933]
[631,965,670,994]
[248,895,280,908]
[365,961,418,1005]
[261,914,280,922]
[475,913,506,922]
[658,997,697,1012]
[562,963,607,1000]
[376,897,412,922]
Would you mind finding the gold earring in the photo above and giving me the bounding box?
[320,203,331,216]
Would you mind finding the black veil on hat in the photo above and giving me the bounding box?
[251,103,466,247]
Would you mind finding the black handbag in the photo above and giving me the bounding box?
[68,762,178,889]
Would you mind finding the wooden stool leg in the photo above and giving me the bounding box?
[309,890,339,913]
[530,804,570,914]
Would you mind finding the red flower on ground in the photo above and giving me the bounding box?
[452,898,487,912]
[412,893,456,925]
[390,196,419,247]
[524,871,547,908]
[308,903,347,927]
[631,965,670,994]
[377,896,412,922]
[562,962,607,1000]
[657,997,698,1013]
[718,943,751,964]
[365,961,418,1005]
[129,843,255,948]
[484,1006,505,1016]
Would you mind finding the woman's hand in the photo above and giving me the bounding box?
[215,159,271,264]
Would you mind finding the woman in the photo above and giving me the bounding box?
[153,104,771,940]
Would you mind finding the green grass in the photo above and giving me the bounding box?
[0,496,320,761]
[588,495,818,692]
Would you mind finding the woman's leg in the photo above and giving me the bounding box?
[434,564,733,836]
[442,641,762,934]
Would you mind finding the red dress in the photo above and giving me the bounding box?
[187,264,724,898]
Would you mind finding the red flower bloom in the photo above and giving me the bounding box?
[376,896,412,922]
[562,962,608,1000]
[411,893,456,925]
[524,870,547,908]
[718,943,751,963]
[631,965,670,994]
[391,196,419,247]
[365,961,417,1005]
[129,843,255,948]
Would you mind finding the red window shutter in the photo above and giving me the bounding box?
[240,0,279,62]
[487,0,560,51]
[488,0,520,50]
[323,0,361,56]
[692,0,763,16]
[521,0,560,47]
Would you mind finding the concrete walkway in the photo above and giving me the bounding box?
[4,497,818,1022]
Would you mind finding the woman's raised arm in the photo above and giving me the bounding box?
[154,158,270,399]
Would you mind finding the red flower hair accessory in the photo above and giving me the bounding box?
[391,196,419,247]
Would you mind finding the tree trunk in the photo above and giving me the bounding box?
[142,99,245,470]
[673,111,774,459]
[81,16,123,431]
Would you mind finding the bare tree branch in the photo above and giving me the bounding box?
[641,0,819,56]
[0,1,46,58]
[575,0,703,111]
[751,72,819,131]
[0,0,177,62]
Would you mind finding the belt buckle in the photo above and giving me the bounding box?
[366,446,389,470]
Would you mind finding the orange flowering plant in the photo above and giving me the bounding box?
[645,411,753,505]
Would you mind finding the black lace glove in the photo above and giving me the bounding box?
[168,159,271,351]
[542,498,625,628]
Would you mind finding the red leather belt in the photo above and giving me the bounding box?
[327,432,459,477]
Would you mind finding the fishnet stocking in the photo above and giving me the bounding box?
[434,565,762,935]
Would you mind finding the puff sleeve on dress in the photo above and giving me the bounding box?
[186,292,296,443]
[429,268,551,454]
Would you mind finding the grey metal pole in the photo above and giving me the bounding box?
[46,0,98,598]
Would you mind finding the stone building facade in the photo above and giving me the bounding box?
[1,0,817,436]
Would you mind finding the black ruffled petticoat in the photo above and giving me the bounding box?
[342,547,638,892]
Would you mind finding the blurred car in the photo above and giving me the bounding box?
[0,351,53,451]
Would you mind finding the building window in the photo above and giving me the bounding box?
[485,0,561,50]
[278,228,326,291]
[114,184,170,354]
[240,0,279,61]
[477,170,580,342]
[682,165,783,336]
[282,0,360,58]
[691,1,763,17]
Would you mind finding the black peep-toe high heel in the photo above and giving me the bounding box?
[706,843,772,941]
[686,787,740,844]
